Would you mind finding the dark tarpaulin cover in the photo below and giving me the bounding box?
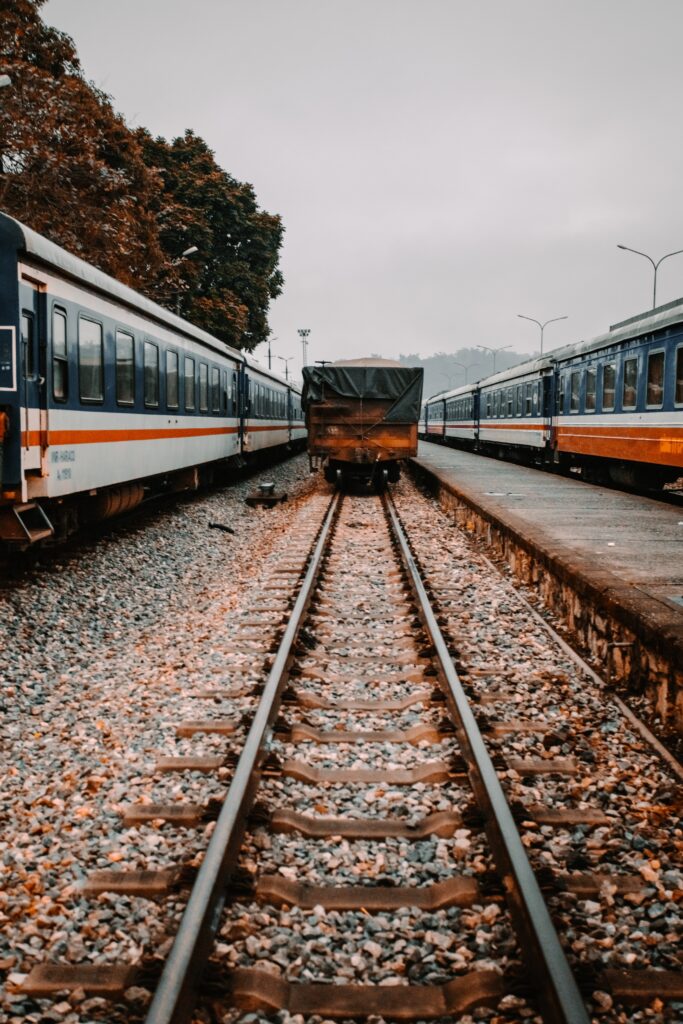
[301,364,424,422]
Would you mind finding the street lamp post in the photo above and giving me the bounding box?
[298,328,311,367]
[617,244,683,309]
[517,314,567,355]
[174,245,199,315]
[451,360,480,384]
[265,335,277,371]
[477,344,512,374]
[276,355,293,381]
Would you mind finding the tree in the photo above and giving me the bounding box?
[136,129,284,350]
[0,1,284,350]
[0,0,165,289]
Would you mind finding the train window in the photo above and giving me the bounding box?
[166,351,179,409]
[231,372,237,411]
[211,367,220,412]
[532,383,539,415]
[143,341,159,408]
[185,357,196,410]
[52,308,68,401]
[515,385,522,415]
[602,363,615,410]
[525,382,532,415]
[622,357,638,409]
[646,351,664,408]
[21,312,34,378]
[570,371,580,412]
[676,347,683,405]
[78,318,104,402]
[507,388,513,416]
[222,370,228,413]
[199,363,209,411]
[115,331,135,406]
[585,368,596,412]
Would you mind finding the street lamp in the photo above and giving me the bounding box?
[174,245,199,315]
[517,314,567,356]
[451,360,480,384]
[0,75,11,90]
[276,355,293,380]
[477,344,512,373]
[265,334,277,370]
[298,328,311,367]
[617,244,683,309]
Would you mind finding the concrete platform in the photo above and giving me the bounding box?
[410,441,683,728]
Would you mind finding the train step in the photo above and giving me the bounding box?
[0,501,54,545]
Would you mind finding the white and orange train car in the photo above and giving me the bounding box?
[0,212,305,544]
[422,301,683,489]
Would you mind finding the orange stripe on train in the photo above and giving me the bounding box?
[19,423,292,447]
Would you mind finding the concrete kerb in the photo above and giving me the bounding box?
[408,459,683,733]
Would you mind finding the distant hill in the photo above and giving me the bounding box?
[386,349,527,402]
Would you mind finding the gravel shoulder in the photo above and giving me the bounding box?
[0,454,318,1022]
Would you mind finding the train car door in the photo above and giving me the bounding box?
[287,388,293,444]
[542,370,556,451]
[19,277,48,476]
[239,367,250,451]
[473,390,480,444]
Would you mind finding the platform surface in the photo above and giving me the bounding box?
[413,441,683,617]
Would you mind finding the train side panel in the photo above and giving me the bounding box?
[554,331,683,472]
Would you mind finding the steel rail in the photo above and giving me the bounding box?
[383,493,590,1024]
[144,492,341,1024]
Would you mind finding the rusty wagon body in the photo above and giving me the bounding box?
[301,358,424,488]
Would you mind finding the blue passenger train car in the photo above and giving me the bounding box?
[0,212,305,544]
[422,301,683,488]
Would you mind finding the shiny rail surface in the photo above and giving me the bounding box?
[144,492,341,1024]
[145,489,589,1024]
[383,492,590,1024]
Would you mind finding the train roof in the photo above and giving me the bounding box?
[302,362,423,420]
[242,352,301,392]
[551,295,683,362]
[0,211,246,364]
[331,357,404,367]
[477,354,555,388]
[425,382,475,404]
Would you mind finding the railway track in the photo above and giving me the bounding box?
[13,482,683,1023]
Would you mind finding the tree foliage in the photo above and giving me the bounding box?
[0,0,283,350]
[136,129,284,348]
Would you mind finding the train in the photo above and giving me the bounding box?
[422,300,683,489]
[302,358,423,489]
[0,212,306,546]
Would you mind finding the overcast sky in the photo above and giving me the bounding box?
[42,0,683,375]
